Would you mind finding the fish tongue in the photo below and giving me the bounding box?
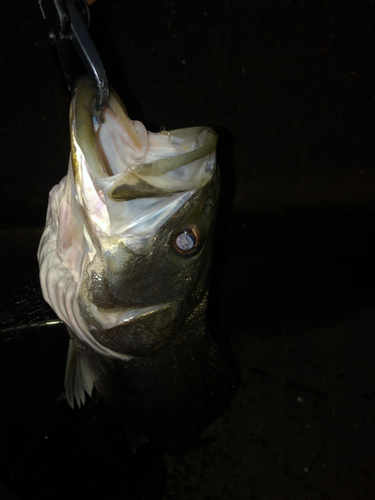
[96,94,149,176]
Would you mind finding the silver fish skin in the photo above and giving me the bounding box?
[38,76,234,452]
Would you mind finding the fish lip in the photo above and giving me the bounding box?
[89,301,178,330]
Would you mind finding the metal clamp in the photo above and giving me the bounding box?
[38,0,108,121]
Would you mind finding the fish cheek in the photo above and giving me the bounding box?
[105,249,187,307]
[103,245,204,310]
[81,252,122,310]
[79,221,210,312]
[81,242,181,309]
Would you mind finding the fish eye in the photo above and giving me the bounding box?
[172,225,202,258]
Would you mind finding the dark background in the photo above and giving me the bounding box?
[1,0,375,228]
[1,1,375,499]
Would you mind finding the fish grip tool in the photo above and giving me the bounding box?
[37,0,108,122]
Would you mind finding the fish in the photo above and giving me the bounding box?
[37,75,238,453]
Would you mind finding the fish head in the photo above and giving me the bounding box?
[38,76,220,408]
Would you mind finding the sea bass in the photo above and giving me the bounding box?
[38,76,237,452]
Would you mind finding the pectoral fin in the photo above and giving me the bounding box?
[65,339,94,408]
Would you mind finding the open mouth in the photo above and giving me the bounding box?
[72,76,217,196]
[67,76,218,246]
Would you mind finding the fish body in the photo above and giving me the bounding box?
[38,76,237,452]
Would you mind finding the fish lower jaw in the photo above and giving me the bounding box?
[89,302,172,330]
